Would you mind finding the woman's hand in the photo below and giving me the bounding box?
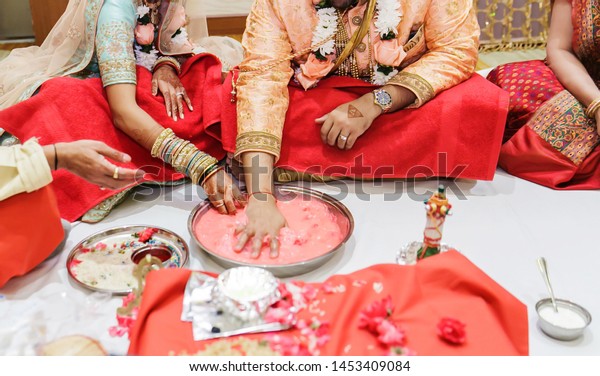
[234,193,286,258]
[202,168,245,214]
[316,94,381,150]
[152,65,193,121]
[51,140,144,190]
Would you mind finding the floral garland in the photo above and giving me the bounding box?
[134,4,191,70]
[311,0,403,85]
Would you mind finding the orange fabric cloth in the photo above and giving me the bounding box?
[0,186,64,287]
[128,251,528,356]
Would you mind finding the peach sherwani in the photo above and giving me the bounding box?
[235,0,480,159]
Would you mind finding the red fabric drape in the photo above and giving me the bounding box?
[128,251,529,356]
[220,74,509,181]
[0,54,225,221]
[0,186,64,287]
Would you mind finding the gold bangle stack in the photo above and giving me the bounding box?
[585,97,600,118]
[151,128,219,186]
[152,56,182,75]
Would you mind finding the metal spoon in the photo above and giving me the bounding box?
[537,257,558,312]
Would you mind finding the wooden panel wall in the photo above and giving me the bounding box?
[29,0,70,45]
[28,0,247,45]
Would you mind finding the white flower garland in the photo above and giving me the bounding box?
[312,7,339,58]
[171,27,190,47]
[311,1,402,85]
[136,5,150,19]
[135,45,159,71]
[134,6,155,68]
[374,0,402,39]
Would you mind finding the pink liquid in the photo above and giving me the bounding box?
[194,196,346,265]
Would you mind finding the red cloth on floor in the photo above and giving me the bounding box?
[220,74,509,180]
[499,126,600,190]
[0,186,64,287]
[127,251,529,356]
[0,54,225,221]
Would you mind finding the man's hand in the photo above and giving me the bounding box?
[315,94,381,150]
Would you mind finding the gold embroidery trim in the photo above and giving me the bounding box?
[235,131,282,159]
[403,26,424,52]
[388,72,435,108]
[99,59,137,86]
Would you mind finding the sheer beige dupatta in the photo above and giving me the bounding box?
[158,0,242,71]
[0,0,103,110]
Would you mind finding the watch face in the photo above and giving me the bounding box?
[375,90,392,106]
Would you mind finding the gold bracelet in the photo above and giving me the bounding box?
[585,97,600,118]
[151,128,175,158]
[152,56,181,75]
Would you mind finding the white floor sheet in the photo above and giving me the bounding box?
[1,169,598,356]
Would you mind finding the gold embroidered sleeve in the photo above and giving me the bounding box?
[388,72,435,108]
[96,1,137,87]
[391,0,479,108]
[234,0,294,161]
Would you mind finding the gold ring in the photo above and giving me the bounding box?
[113,167,119,180]
[339,134,348,142]
[214,202,225,208]
[176,92,185,97]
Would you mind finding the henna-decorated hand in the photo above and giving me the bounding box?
[152,65,193,122]
[315,94,382,150]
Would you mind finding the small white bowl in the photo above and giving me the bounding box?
[536,298,592,341]
[213,267,280,322]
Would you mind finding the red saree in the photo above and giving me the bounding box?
[487,1,600,190]
[221,74,509,181]
[0,54,225,221]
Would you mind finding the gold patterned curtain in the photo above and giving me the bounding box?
[476,0,552,51]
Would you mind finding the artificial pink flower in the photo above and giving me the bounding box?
[358,295,394,333]
[301,54,335,79]
[265,307,294,326]
[121,292,136,307]
[373,38,407,68]
[376,319,406,347]
[135,23,155,46]
[302,284,318,301]
[321,282,335,294]
[267,335,311,356]
[437,317,466,345]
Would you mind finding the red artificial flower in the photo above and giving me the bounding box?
[138,228,158,243]
[437,317,466,345]
[358,295,394,333]
[376,319,406,347]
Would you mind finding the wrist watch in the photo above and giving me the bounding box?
[373,88,393,113]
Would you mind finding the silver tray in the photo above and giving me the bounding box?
[188,185,354,278]
[66,225,189,295]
